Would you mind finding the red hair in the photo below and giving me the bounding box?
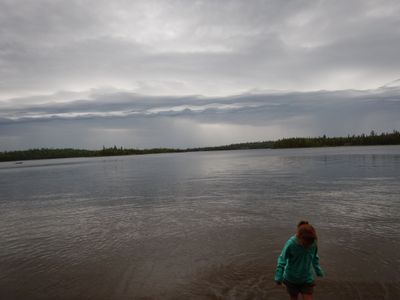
[296,221,317,246]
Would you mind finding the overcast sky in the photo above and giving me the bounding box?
[1,0,400,150]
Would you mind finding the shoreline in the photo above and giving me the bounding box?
[1,131,400,162]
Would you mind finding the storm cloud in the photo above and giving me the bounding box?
[0,0,399,150]
[1,85,399,150]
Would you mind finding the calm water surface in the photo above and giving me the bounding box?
[1,146,400,299]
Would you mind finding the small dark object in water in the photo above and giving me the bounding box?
[15,162,23,164]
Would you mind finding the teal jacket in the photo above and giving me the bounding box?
[274,235,324,284]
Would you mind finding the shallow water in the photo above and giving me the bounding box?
[1,146,399,299]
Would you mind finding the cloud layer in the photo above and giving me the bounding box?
[1,85,399,150]
[1,0,400,99]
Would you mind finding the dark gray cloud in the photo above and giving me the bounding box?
[2,84,400,122]
[1,86,399,150]
[1,0,400,150]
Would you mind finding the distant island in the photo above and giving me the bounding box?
[1,130,399,162]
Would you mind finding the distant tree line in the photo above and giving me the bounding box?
[272,130,400,149]
[0,146,182,162]
[99,145,181,156]
[0,148,97,162]
[0,130,399,162]
[188,141,274,152]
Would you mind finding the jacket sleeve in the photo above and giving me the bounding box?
[274,240,291,283]
[312,246,324,277]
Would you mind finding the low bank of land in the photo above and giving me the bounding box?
[1,130,399,162]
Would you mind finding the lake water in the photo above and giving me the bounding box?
[1,146,399,300]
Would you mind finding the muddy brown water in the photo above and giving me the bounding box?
[1,146,399,299]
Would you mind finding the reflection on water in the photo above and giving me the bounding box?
[0,146,400,299]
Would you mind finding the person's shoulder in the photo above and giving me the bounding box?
[285,235,297,246]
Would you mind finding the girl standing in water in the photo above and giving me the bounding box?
[274,221,324,300]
